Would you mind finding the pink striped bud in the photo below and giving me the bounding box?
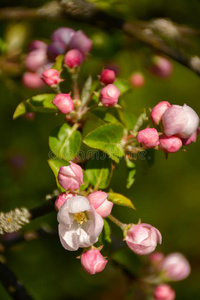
[100,84,120,107]
[25,49,48,72]
[162,104,199,138]
[22,72,45,89]
[150,56,173,78]
[160,253,191,281]
[41,68,63,87]
[124,223,162,255]
[64,49,84,69]
[159,135,182,153]
[100,69,115,85]
[154,284,175,300]
[69,30,92,54]
[137,128,160,148]
[130,72,145,88]
[151,101,171,125]
[55,192,75,211]
[58,162,83,191]
[53,93,74,114]
[80,248,108,274]
[88,191,113,218]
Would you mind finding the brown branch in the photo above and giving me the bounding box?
[0,0,200,76]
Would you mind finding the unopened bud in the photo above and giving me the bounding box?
[53,93,74,114]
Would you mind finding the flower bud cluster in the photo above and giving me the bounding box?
[22,27,92,89]
[136,101,199,153]
[147,252,191,299]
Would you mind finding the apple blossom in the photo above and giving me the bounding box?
[130,72,145,87]
[154,284,175,300]
[100,84,120,107]
[162,104,199,138]
[137,128,160,148]
[88,191,113,218]
[124,223,162,255]
[150,56,173,78]
[58,162,83,191]
[55,192,75,211]
[41,68,63,87]
[57,196,104,251]
[159,135,183,153]
[69,30,92,54]
[25,48,48,72]
[51,27,75,46]
[28,40,47,51]
[47,42,67,60]
[64,49,84,69]
[160,253,191,281]
[22,72,45,89]
[80,247,108,274]
[53,93,74,114]
[151,101,171,125]
[149,252,165,265]
[100,69,116,85]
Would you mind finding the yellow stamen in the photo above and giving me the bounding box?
[74,212,88,225]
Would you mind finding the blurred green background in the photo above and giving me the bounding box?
[0,0,200,299]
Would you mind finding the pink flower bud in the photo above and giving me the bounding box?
[151,101,171,125]
[51,27,75,46]
[69,30,92,54]
[41,68,62,87]
[58,162,83,191]
[124,223,162,255]
[130,72,145,88]
[150,56,173,78]
[88,191,113,218]
[80,248,108,274]
[149,252,164,265]
[159,135,182,153]
[28,40,47,51]
[100,84,120,107]
[100,69,116,85]
[160,253,191,281]
[22,72,45,89]
[137,128,160,148]
[154,284,175,300]
[25,49,48,72]
[53,93,74,114]
[162,104,199,138]
[63,49,84,69]
[55,192,75,211]
[47,42,66,60]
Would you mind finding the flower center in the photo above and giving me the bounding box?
[74,212,88,225]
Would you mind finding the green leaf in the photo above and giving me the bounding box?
[81,76,92,107]
[83,123,124,163]
[48,158,69,191]
[125,158,136,189]
[86,152,112,189]
[13,93,58,119]
[114,79,130,95]
[92,107,123,125]
[49,123,82,161]
[108,192,135,209]
[79,170,89,191]
[118,111,137,130]
[51,54,64,71]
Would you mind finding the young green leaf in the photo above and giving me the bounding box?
[13,93,58,119]
[125,158,136,189]
[51,54,64,71]
[83,123,124,163]
[49,123,82,161]
[86,152,112,189]
[114,79,130,96]
[108,192,135,209]
[48,158,69,191]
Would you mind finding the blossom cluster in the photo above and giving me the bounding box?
[54,161,162,274]
[137,101,199,153]
[147,252,191,300]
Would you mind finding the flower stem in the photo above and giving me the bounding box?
[108,214,127,231]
